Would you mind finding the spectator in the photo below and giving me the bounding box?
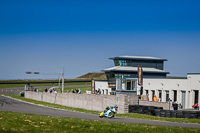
[75,88,79,93]
[78,88,81,94]
[34,88,38,92]
[71,89,75,93]
[153,95,158,102]
[146,94,149,101]
[30,86,33,91]
[97,88,101,95]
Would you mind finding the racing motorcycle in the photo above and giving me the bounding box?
[99,105,118,118]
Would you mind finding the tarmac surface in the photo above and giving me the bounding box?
[0,95,200,128]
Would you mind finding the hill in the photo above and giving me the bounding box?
[76,72,107,80]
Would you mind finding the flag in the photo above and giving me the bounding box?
[137,65,143,86]
[91,79,95,94]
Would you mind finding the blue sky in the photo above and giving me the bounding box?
[0,0,200,79]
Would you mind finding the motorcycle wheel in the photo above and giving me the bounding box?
[99,112,104,118]
[108,112,114,119]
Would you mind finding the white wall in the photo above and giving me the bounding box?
[187,74,200,108]
[142,78,187,107]
[95,81,111,95]
[139,74,200,109]
[95,74,200,109]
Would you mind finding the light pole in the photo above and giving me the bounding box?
[62,67,64,93]
[25,67,65,93]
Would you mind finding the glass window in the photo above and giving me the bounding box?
[126,80,137,90]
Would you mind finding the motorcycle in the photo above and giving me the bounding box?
[99,107,117,118]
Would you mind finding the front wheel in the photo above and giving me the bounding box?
[99,112,104,118]
[108,112,114,119]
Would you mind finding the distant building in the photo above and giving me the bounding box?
[103,56,169,90]
[95,56,200,109]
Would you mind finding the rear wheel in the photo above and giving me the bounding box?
[99,112,104,118]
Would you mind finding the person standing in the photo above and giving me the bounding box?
[153,95,158,102]
[78,88,81,94]
[71,89,75,93]
[75,88,79,93]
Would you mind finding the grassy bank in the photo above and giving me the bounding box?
[0,111,199,133]
[0,82,91,90]
[5,94,99,115]
[5,94,200,124]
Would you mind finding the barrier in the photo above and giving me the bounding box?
[129,105,200,119]
[25,91,169,114]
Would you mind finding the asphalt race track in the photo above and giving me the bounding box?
[0,95,200,128]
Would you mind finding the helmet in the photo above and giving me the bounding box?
[106,106,110,110]
[114,105,118,109]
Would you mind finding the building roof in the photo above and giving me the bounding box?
[187,73,200,75]
[109,56,167,61]
[103,66,170,74]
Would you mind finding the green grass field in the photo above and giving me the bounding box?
[0,82,91,94]
[0,84,25,89]
[0,111,199,133]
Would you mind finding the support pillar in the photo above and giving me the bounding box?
[162,90,166,102]
[169,90,173,102]
[188,90,193,109]
[149,90,153,101]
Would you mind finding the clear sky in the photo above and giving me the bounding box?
[0,0,200,79]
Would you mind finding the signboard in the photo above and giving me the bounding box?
[91,79,95,94]
[137,65,143,86]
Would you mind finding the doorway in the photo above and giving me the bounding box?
[126,80,136,90]
[126,80,131,90]
[173,90,177,102]
[159,90,162,101]
[194,90,199,104]
[166,90,169,102]
[152,90,155,101]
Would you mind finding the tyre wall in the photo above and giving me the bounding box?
[129,105,200,119]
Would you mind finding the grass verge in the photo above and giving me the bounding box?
[0,111,200,133]
[0,82,91,89]
[4,94,200,124]
[4,94,99,115]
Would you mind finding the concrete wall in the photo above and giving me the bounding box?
[25,92,126,113]
[25,92,169,113]
[124,95,169,110]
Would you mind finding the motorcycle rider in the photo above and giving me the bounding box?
[114,105,118,111]
[104,105,118,112]
[104,106,110,112]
